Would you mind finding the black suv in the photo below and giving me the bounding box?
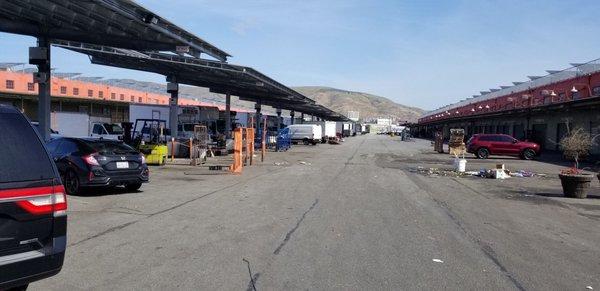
[0,105,67,289]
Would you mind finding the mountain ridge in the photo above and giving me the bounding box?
[292,86,424,122]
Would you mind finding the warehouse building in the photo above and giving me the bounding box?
[413,60,600,155]
[0,66,251,130]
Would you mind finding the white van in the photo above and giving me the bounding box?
[287,124,322,145]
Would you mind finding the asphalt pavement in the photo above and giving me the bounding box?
[32,134,600,290]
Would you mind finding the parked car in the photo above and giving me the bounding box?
[466,134,540,160]
[286,124,323,145]
[0,104,67,290]
[46,138,149,195]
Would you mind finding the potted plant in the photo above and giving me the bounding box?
[558,127,593,198]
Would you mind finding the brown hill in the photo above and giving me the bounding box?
[293,86,424,122]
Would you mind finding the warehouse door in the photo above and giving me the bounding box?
[531,124,547,150]
[556,123,569,150]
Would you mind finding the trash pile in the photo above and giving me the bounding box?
[465,166,544,179]
[410,166,467,177]
[412,163,546,179]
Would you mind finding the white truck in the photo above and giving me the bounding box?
[307,121,336,143]
[51,112,123,140]
[286,124,322,145]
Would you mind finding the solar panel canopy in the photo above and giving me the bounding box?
[54,42,349,121]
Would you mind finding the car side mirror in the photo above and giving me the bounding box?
[512,139,518,143]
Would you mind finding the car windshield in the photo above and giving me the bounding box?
[84,140,138,155]
[104,123,124,134]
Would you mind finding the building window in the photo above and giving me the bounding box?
[559,92,566,102]
[27,82,35,91]
[138,97,143,103]
[102,107,110,115]
[593,86,600,96]
[87,89,94,97]
[73,88,79,95]
[111,93,116,100]
[5,80,14,89]
[98,91,104,98]
[130,95,134,102]
[60,86,67,94]
[119,94,124,101]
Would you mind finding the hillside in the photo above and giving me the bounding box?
[293,86,424,122]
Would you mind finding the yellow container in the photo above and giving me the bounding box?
[139,144,168,165]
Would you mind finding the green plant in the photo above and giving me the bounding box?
[559,127,592,173]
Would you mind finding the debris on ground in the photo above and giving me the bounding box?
[586,286,593,290]
[299,161,312,165]
[432,259,444,263]
[411,164,546,180]
[412,167,466,177]
[273,161,289,166]
[510,170,534,177]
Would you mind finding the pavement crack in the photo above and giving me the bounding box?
[68,220,137,247]
[402,170,527,291]
[68,167,286,247]
[243,258,259,291]
[273,198,319,255]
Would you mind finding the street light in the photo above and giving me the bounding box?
[571,86,578,93]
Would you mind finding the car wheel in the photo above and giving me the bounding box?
[521,148,536,160]
[303,138,310,145]
[476,148,490,159]
[64,169,81,195]
[125,182,142,192]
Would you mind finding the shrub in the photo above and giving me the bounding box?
[559,127,592,172]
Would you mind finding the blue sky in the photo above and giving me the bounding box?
[2,0,600,110]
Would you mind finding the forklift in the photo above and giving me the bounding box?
[122,119,169,165]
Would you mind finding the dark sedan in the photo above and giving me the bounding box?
[46,138,149,195]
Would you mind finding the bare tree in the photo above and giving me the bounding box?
[559,127,592,172]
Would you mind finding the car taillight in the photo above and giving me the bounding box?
[0,185,67,217]
[83,153,100,166]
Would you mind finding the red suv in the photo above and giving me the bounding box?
[466,134,540,160]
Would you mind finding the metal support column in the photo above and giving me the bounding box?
[290,110,295,125]
[255,100,262,130]
[30,38,51,141]
[276,108,282,131]
[225,92,231,139]
[167,81,179,138]
[300,113,304,124]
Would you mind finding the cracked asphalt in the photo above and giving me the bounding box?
[32,134,600,290]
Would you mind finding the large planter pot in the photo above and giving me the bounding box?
[559,173,593,199]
